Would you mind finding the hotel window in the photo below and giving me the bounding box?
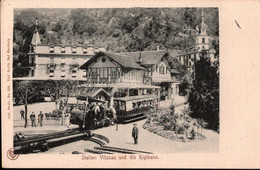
[94,47,99,53]
[166,68,168,74]
[72,57,76,64]
[72,46,76,53]
[61,47,66,53]
[92,68,97,79]
[159,66,165,74]
[49,46,54,53]
[50,57,54,64]
[49,70,54,77]
[72,70,77,78]
[61,70,65,77]
[61,57,66,65]
[61,63,65,68]
[83,70,87,78]
[83,47,88,53]
[111,68,117,79]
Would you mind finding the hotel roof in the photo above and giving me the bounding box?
[122,51,167,65]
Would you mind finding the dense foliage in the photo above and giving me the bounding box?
[13,8,218,77]
[188,52,219,131]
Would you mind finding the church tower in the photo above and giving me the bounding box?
[31,18,41,52]
[29,18,41,77]
[195,9,210,52]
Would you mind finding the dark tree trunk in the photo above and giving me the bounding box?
[24,103,28,128]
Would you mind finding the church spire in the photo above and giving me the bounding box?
[201,8,205,24]
[31,17,41,46]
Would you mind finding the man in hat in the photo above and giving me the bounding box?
[30,112,36,127]
[132,123,139,144]
[38,111,44,127]
[20,109,25,120]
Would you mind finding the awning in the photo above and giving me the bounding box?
[78,83,160,89]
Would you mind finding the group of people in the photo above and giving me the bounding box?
[28,111,44,127]
[19,109,62,127]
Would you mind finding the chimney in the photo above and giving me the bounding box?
[138,51,142,63]
[157,46,160,51]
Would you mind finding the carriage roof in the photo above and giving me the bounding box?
[114,95,158,102]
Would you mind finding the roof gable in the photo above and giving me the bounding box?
[79,51,145,70]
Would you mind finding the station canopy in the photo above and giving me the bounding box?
[78,83,160,89]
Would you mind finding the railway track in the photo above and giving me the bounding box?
[14,128,109,154]
[14,128,84,147]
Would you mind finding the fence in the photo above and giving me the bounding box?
[13,117,64,127]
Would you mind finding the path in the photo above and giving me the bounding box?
[94,119,219,153]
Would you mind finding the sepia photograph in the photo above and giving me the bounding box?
[12,7,219,154]
[2,0,260,168]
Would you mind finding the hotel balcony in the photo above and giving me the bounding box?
[70,63,79,70]
[47,63,56,69]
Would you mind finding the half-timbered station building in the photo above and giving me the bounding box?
[78,50,181,113]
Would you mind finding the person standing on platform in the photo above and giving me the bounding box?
[30,112,36,127]
[38,111,44,127]
[20,109,25,120]
[132,123,139,144]
[65,113,70,128]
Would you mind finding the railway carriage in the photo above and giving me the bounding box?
[113,94,158,123]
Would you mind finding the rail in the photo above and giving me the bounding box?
[14,128,82,147]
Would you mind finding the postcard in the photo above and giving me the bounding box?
[1,0,260,168]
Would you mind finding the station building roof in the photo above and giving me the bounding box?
[79,51,145,70]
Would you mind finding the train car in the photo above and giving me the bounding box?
[113,95,159,123]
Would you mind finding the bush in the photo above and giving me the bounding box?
[164,122,171,130]
[177,125,185,134]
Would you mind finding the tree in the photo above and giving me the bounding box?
[188,51,219,131]
[13,81,39,128]
[42,80,79,125]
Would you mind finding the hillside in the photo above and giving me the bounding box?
[13,8,219,77]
